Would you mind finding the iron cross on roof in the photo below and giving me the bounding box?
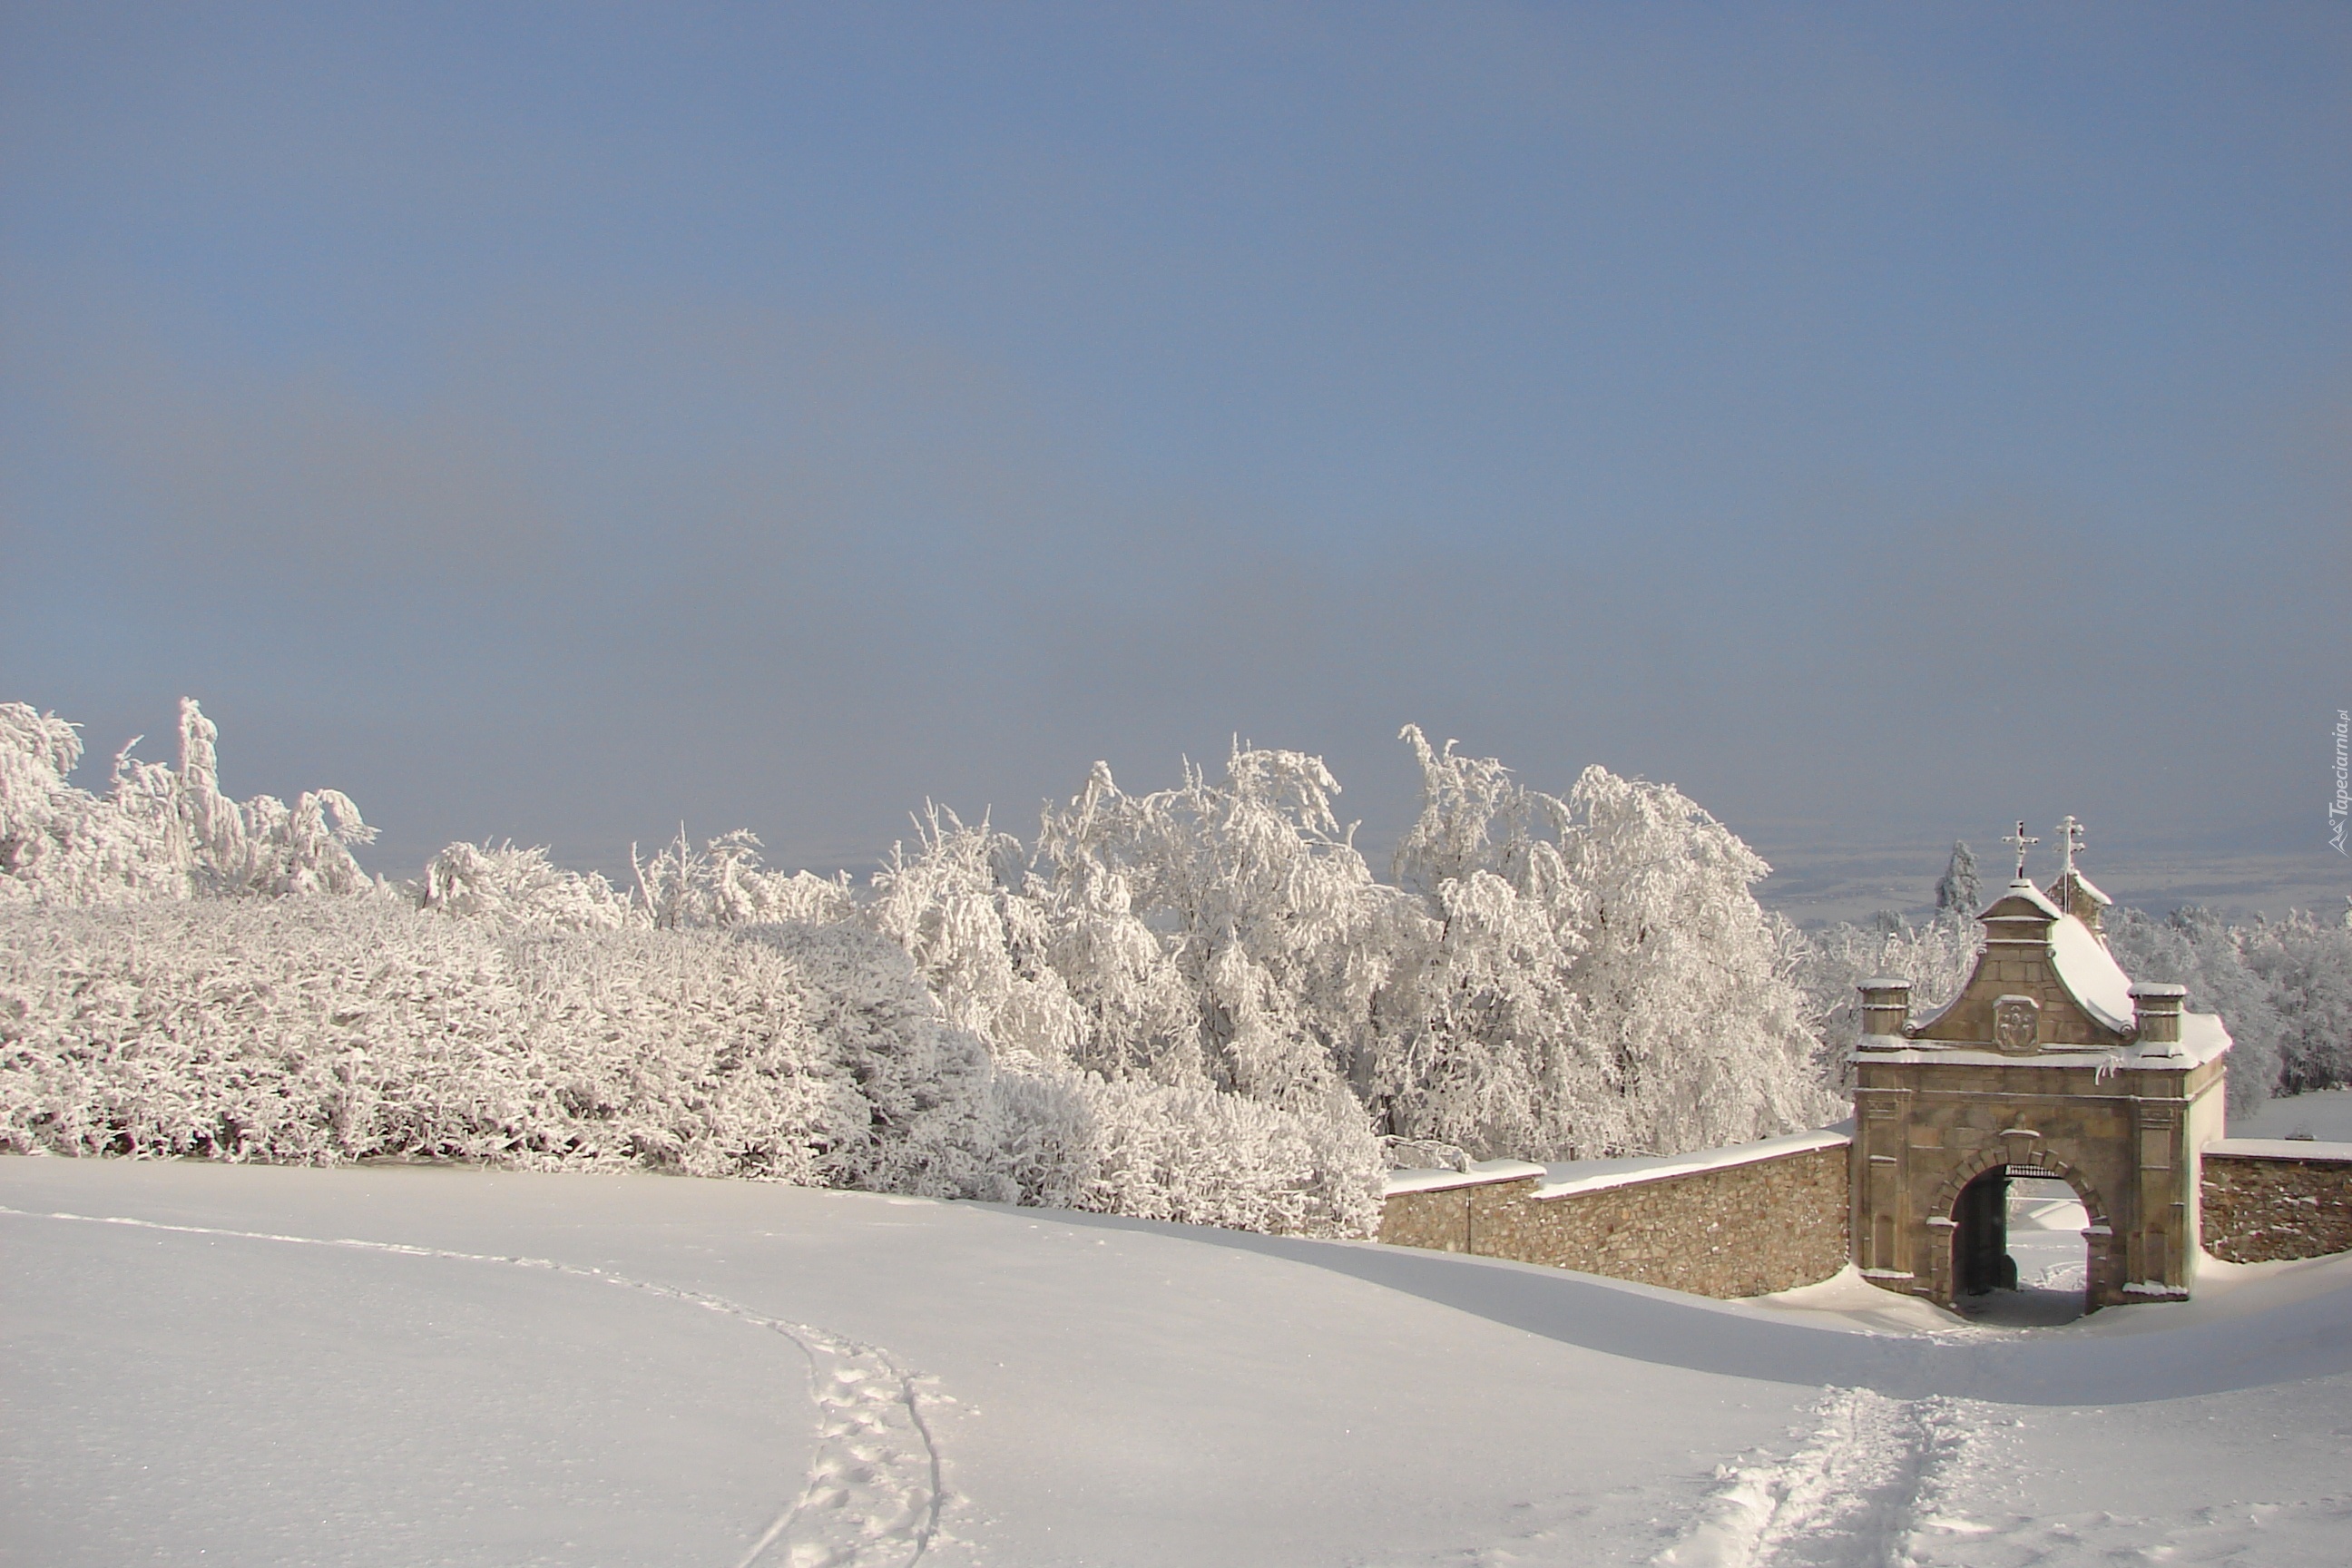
[2055,815,2086,880]
[2002,819,2039,881]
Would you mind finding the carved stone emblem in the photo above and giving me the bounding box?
[1994,995,2041,1054]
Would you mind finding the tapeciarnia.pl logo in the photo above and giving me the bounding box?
[2332,709,2349,855]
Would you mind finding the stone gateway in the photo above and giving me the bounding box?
[1849,843,2230,1309]
[1373,818,2352,1313]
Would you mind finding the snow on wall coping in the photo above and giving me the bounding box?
[1984,878,2063,919]
[1854,1042,2119,1067]
[2153,1011,2233,1068]
[2206,1137,2352,1164]
[2062,869,2112,906]
[1382,1159,1547,1196]
[1853,1026,2230,1071]
[2048,912,2136,1033]
[2120,1012,2231,1069]
[1530,1124,1853,1201]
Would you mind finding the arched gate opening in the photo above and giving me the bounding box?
[1952,1166,2017,1296]
[1948,1161,2097,1324]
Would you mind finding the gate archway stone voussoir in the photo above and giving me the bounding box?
[1927,1137,2110,1234]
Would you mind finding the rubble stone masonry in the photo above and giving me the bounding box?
[1379,1140,1851,1299]
[2200,1143,2352,1263]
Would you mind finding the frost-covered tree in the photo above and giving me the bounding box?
[1025,770,1202,1086]
[0,705,113,893]
[1793,910,1978,1070]
[1933,840,1981,917]
[2243,908,2352,1097]
[853,756,1400,1219]
[1548,764,1840,1152]
[2105,906,2282,1117]
[1028,746,1408,1113]
[1377,729,1839,1160]
[630,827,858,930]
[5,692,1899,1238]
[0,893,1003,1192]
[420,841,632,931]
[0,699,373,902]
[1376,729,1591,1156]
[864,804,1089,1063]
[981,1067,1383,1236]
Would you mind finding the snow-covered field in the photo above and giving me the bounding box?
[2232,1087,2352,1143]
[8,1157,2352,1567]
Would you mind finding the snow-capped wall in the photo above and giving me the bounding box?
[1379,1128,1851,1298]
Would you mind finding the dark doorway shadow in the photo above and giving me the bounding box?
[1953,1166,2016,1297]
[1955,1175,2091,1328]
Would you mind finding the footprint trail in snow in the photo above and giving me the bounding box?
[3,1208,944,1568]
[737,1338,944,1568]
[1655,1387,1980,1568]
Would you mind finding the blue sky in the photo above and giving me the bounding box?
[4,5,2346,913]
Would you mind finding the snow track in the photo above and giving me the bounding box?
[1656,1388,1977,1568]
[0,1207,943,1568]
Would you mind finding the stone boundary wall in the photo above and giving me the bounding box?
[1378,1132,1852,1299]
[2200,1139,2352,1263]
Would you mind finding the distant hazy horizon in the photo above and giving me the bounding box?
[6,7,2345,924]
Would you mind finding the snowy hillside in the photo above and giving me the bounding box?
[8,1156,2352,1568]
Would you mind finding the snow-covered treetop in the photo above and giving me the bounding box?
[1,698,374,902]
